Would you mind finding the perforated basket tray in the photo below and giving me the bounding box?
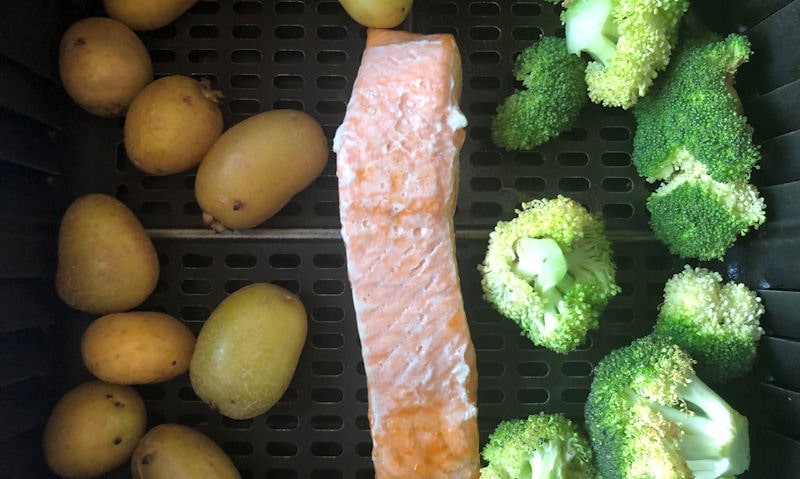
[1,1,799,478]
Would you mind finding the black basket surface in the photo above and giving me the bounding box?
[1,0,798,477]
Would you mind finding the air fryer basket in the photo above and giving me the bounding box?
[1,0,798,477]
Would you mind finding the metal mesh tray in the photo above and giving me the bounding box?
[2,0,799,477]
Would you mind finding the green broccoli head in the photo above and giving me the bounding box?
[478,195,620,353]
[646,171,766,261]
[654,265,765,384]
[585,334,750,479]
[562,0,689,109]
[481,413,600,479]
[491,36,588,151]
[632,32,758,183]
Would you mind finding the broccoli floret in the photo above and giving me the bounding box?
[632,31,766,260]
[585,334,751,479]
[653,265,765,384]
[562,0,689,109]
[491,36,588,151]
[632,32,758,184]
[481,413,600,479]
[478,195,620,353]
[646,170,766,261]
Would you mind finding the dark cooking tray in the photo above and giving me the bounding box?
[1,1,798,477]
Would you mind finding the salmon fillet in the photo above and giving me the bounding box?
[333,29,479,478]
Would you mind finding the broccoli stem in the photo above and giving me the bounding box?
[564,0,618,65]
[563,239,609,284]
[554,271,577,295]
[510,236,579,337]
[512,237,586,338]
[536,273,578,339]
[652,374,750,478]
[528,440,563,479]
[512,237,568,291]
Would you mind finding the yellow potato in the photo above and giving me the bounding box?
[131,424,240,479]
[43,380,147,478]
[124,75,224,176]
[339,0,413,28]
[56,193,159,315]
[190,283,308,419]
[104,0,199,31]
[194,109,329,232]
[81,311,196,384]
[59,17,153,117]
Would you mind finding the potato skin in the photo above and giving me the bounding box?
[81,311,196,384]
[190,283,308,419]
[124,75,224,175]
[194,109,329,231]
[42,381,147,478]
[131,424,241,479]
[340,0,413,28]
[59,17,153,117]
[104,0,199,31]
[56,193,159,315]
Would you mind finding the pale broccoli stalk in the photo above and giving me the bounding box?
[480,413,600,479]
[653,376,751,477]
[585,334,751,479]
[562,0,689,109]
[653,265,765,383]
[478,195,620,354]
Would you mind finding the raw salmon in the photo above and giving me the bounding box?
[333,28,479,478]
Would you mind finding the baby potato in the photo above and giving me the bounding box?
[59,17,153,117]
[81,311,196,384]
[104,0,199,31]
[124,75,224,176]
[42,380,147,478]
[131,424,240,479]
[194,109,329,232]
[55,193,160,315]
[340,0,413,28]
[190,283,308,419]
